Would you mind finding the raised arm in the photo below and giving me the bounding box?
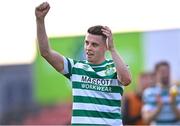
[101,26,131,86]
[35,2,64,73]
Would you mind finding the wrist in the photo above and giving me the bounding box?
[36,18,45,23]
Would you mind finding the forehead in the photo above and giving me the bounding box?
[85,33,105,43]
[158,65,169,71]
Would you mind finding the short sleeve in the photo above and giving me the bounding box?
[62,56,77,80]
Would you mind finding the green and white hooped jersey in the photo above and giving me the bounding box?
[142,85,180,125]
[62,57,124,125]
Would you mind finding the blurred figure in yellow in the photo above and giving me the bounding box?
[122,72,155,125]
[142,61,180,125]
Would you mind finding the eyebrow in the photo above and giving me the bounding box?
[85,40,98,43]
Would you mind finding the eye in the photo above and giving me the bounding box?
[85,41,89,45]
[92,42,98,47]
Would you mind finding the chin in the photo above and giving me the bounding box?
[87,58,93,62]
[87,58,94,63]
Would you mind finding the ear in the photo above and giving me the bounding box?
[105,42,108,50]
[102,37,107,49]
[103,43,108,53]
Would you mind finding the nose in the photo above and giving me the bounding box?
[86,43,92,51]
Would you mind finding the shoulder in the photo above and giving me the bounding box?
[65,57,82,65]
[143,86,159,97]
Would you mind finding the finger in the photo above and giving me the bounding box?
[101,28,112,36]
[102,28,112,37]
[37,2,49,11]
[101,28,111,34]
[43,5,50,13]
[103,26,112,32]
[102,31,110,37]
[41,2,49,10]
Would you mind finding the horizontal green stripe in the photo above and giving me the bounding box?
[73,82,123,95]
[73,96,121,107]
[73,110,121,119]
[72,67,117,79]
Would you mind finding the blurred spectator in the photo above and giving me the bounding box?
[142,61,180,125]
[122,72,154,125]
[22,102,72,125]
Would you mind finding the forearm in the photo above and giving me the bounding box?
[36,19,51,57]
[143,108,161,124]
[110,48,131,86]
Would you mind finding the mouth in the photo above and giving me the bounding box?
[86,52,94,58]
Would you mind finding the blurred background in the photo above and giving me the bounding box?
[0,0,180,125]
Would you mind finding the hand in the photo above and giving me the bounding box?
[101,26,114,52]
[35,2,50,21]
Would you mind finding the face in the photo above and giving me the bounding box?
[138,73,155,92]
[156,65,170,85]
[84,33,107,64]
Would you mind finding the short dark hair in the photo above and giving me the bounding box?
[155,61,170,72]
[87,25,106,38]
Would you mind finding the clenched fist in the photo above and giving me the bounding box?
[35,2,50,20]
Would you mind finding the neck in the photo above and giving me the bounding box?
[160,82,170,88]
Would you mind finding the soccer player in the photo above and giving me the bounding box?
[142,61,180,125]
[35,2,131,125]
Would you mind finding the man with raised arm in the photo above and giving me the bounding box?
[35,2,131,125]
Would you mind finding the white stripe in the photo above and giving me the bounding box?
[74,62,116,75]
[178,104,180,109]
[91,62,113,68]
[71,74,120,86]
[74,62,94,72]
[142,104,156,112]
[68,58,74,67]
[71,117,122,125]
[96,69,116,76]
[63,57,74,74]
[73,88,121,100]
[96,70,106,76]
[73,103,121,113]
[161,96,170,103]
[157,105,176,120]
[62,56,69,74]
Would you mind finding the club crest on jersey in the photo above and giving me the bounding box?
[105,65,115,76]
